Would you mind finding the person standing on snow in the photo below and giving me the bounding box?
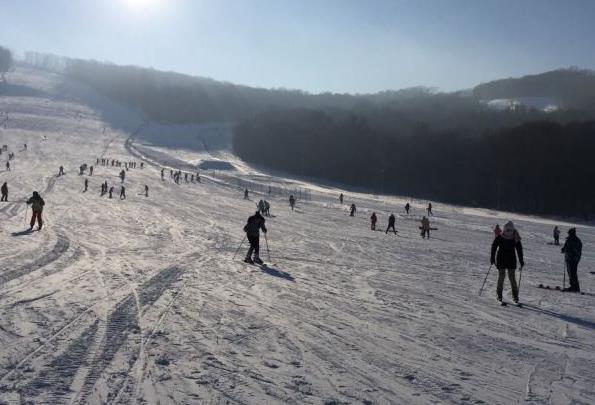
[339,193,344,204]
[84,178,88,192]
[350,203,356,217]
[243,211,267,265]
[244,189,249,200]
[386,214,397,234]
[427,203,433,216]
[289,195,295,211]
[553,226,560,246]
[26,191,45,230]
[120,170,126,183]
[405,202,410,215]
[6,161,10,171]
[370,212,377,230]
[490,221,524,304]
[561,228,582,292]
[494,224,502,238]
[1,182,8,201]
[144,185,149,197]
[421,216,431,238]
[120,186,126,199]
[109,186,114,199]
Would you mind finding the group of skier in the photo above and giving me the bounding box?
[489,221,583,304]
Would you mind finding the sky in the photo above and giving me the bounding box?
[1,0,595,94]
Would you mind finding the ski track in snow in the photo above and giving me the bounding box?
[0,67,594,404]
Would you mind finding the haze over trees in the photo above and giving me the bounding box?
[20,52,595,219]
[0,46,13,82]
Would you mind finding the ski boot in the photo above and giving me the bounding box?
[244,257,254,265]
[253,257,264,265]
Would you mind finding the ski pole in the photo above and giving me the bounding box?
[233,235,246,260]
[478,264,493,296]
[264,233,271,262]
[563,261,566,290]
[517,266,523,294]
[24,205,28,227]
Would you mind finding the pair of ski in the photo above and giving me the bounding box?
[537,284,585,295]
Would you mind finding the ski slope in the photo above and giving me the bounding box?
[0,67,594,405]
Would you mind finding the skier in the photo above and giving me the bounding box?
[185,173,188,183]
[24,143,27,150]
[243,211,267,265]
[6,161,10,171]
[196,172,201,183]
[553,226,560,246]
[244,189,249,200]
[89,166,93,176]
[370,212,377,230]
[264,200,270,216]
[289,195,295,211]
[494,224,502,238]
[561,228,582,292]
[258,199,266,215]
[26,191,45,231]
[1,181,7,201]
[421,216,431,238]
[144,185,149,197]
[109,186,114,199]
[427,203,433,216]
[350,203,356,217]
[120,186,126,199]
[141,162,144,169]
[161,168,165,180]
[490,221,524,304]
[405,202,410,215]
[120,170,125,183]
[386,214,397,235]
[339,193,344,204]
[58,166,65,176]
[84,178,88,192]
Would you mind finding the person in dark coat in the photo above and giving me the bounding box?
[553,226,560,246]
[244,211,267,264]
[561,228,582,292]
[26,191,45,230]
[370,212,377,230]
[350,203,356,217]
[405,203,410,215]
[1,181,7,201]
[386,214,397,234]
[490,221,524,303]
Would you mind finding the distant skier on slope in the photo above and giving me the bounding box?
[561,228,582,293]
[89,166,93,176]
[84,178,88,192]
[350,203,356,217]
[144,185,149,197]
[109,186,114,199]
[339,193,344,204]
[289,195,295,211]
[120,186,126,199]
[494,224,502,238]
[386,214,397,235]
[244,189,249,200]
[490,221,524,304]
[243,211,267,265]
[161,168,165,180]
[405,202,410,215]
[26,191,45,231]
[370,212,377,230]
[427,203,433,216]
[1,181,8,201]
[553,226,560,246]
[6,161,10,171]
[120,170,126,183]
[58,166,65,176]
[421,216,431,239]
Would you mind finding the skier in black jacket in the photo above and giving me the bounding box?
[490,221,524,303]
[1,182,7,201]
[561,228,582,292]
[244,211,267,264]
[386,214,396,234]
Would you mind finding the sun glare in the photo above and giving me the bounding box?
[124,0,161,12]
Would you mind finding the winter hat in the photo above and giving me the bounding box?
[502,221,521,241]
[568,228,576,236]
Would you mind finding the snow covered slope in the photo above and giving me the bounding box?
[0,67,594,405]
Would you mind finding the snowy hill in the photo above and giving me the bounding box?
[0,67,594,404]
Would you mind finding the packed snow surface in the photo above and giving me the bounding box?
[0,68,594,404]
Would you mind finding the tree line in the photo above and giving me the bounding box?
[234,108,595,219]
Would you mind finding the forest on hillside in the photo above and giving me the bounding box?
[234,110,595,219]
